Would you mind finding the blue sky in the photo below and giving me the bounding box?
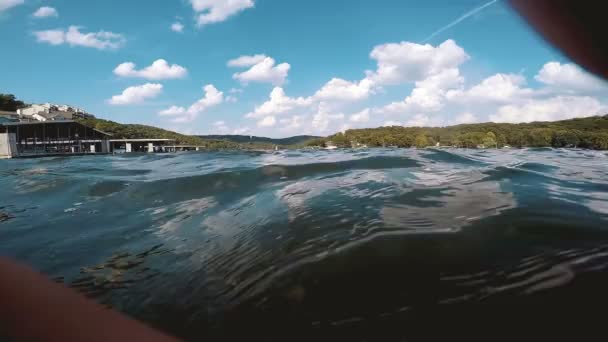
[1,0,607,137]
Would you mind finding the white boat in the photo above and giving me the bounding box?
[324,145,338,150]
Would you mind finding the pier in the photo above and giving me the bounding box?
[0,121,179,158]
[0,121,111,158]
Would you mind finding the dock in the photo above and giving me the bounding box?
[0,121,177,158]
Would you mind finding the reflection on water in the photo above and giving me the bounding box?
[1,148,608,340]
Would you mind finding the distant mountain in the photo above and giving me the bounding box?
[198,135,321,146]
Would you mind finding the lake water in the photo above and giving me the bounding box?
[1,148,608,341]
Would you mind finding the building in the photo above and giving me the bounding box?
[0,121,178,158]
[0,121,111,158]
[32,111,76,122]
[16,103,95,122]
[0,110,20,123]
[109,139,176,153]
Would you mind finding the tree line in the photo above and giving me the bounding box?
[308,115,608,150]
[0,94,27,112]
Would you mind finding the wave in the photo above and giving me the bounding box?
[1,148,608,340]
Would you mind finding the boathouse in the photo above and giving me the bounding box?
[0,121,111,158]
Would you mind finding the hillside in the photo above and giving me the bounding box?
[199,135,320,146]
[313,115,608,149]
[77,118,242,148]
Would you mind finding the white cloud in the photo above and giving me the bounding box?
[279,115,303,131]
[349,108,370,123]
[33,6,58,18]
[159,84,223,123]
[380,68,464,114]
[383,121,402,127]
[226,95,238,103]
[447,73,533,103]
[227,54,266,67]
[314,78,373,102]
[34,26,125,50]
[367,39,469,85]
[0,0,23,12]
[230,55,290,86]
[108,83,163,105]
[114,59,187,80]
[190,0,254,26]
[404,113,444,127]
[212,120,230,134]
[33,29,65,45]
[490,96,606,123]
[229,87,244,94]
[171,22,184,33]
[535,62,607,93]
[233,127,251,135]
[258,116,276,127]
[246,87,312,118]
[450,112,478,125]
[311,103,345,133]
[159,106,186,116]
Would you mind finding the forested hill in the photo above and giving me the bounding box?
[199,135,320,146]
[311,115,608,149]
[76,118,315,149]
[77,118,242,148]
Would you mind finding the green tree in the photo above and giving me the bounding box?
[553,130,580,147]
[483,132,498,148]
[526,128,553,147]
[332,132,349,147]
[0,94,26,111]
[414,134,429,148]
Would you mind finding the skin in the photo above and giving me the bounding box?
[0,258,179,342]
[509,0,608,81]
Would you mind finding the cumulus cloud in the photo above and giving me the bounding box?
[212,120,230,134]
[171,22,184,33]
[246,87,312,118]
[33,6,58,18]
[367,39,469,85]
[108,83,163,105]
[490,96,606,123]
[447,73,533,103]
[258,116,276,127]
[159,84,223,123]
[535,62,607,93]
[33,29,65,45]
[34,26,125,50]
[312,103,345,133]
[229,55,290,86]
[233,127,251,135]
[450,112,478,125]
[190,0,254,26]
[279,115,303,131]
[404,113,442,127]
[314,78,374,102]
[0,0,23,12]
[114,59,187,80]
[350,108,370,123]
[238,38,608,136]
[227,54,266,67]
[383,121,403,127]
[380,68,464,114]
[159,106,186,116]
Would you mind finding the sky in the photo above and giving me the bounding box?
[1,0,607,138]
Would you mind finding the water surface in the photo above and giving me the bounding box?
[1,148,608,340]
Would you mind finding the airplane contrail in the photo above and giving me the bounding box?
[422,0,499,43]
